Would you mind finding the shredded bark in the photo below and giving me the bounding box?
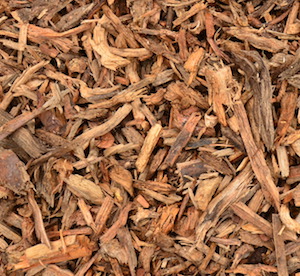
[1,0,300,275]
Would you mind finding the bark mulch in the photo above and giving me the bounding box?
[0,0,300,275]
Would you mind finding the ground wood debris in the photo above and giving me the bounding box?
[1,0,300,275]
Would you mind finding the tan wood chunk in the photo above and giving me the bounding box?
[136,124,162,173]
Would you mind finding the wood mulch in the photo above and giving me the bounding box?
[1,0,300,275]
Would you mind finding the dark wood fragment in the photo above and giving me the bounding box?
[161,113,201,169]
[0,149,31,195]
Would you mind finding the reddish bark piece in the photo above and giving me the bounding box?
[95,132,115,149]
[276,89,298,141]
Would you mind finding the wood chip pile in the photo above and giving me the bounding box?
[1,0,300,275]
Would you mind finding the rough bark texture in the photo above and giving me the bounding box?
[1,0,300,275]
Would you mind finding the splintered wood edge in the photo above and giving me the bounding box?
[234,101,280,210]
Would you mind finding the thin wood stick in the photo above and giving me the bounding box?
[272,214,289,276]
